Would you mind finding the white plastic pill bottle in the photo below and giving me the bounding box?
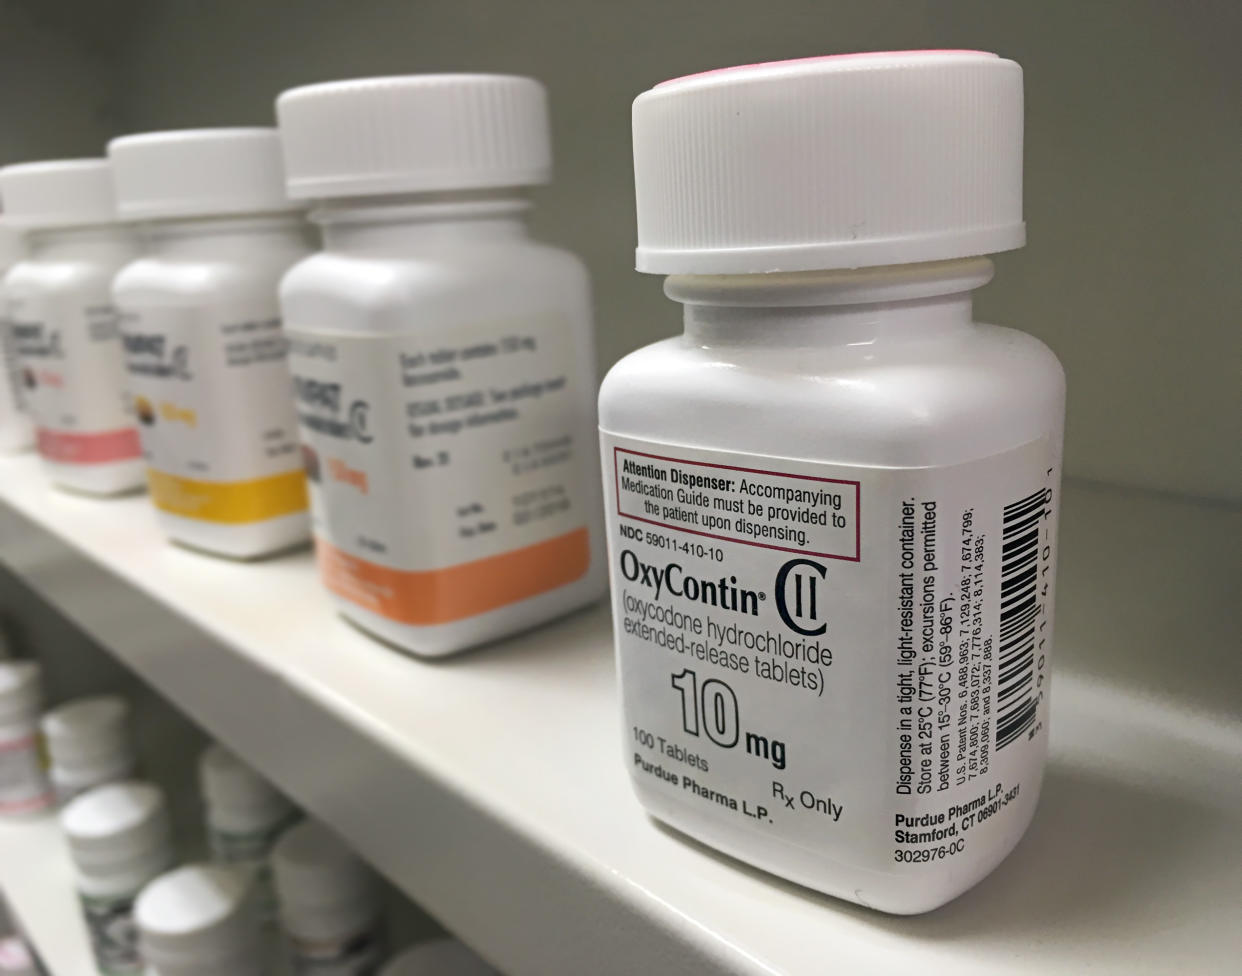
[61,780,175,976]
[272,819,383,975]
[0,159,142,495]
[600,51,1065,914]
[108,129,312,558]
[135,863,266,976]
[0,225,33,454]
[0,661,51,818]
[380,938,499,976]
[42,694,138,805]
[275,74,607,656]
[199,743,299,921]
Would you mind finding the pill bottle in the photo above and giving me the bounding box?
[135,863,266,976]
[0,225,33,454]
[275,74,606,656]
[199,743,298,922]
[600,52,1064,914]
[380,938,498,976]
[108,129,312,558]
[61,780,175,975]
[0,660,51,818]
[0,160,142,495]
[272,819,383,975]
[42,695,137,805]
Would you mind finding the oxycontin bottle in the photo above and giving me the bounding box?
[0,160,142,495]
[61,781,175,976]
[0,661,51,818]
[199,743,298,922]
[275,74,606,656]
[135,863,266,976]
[0,225,33,454]
[109,129,311,558]
[272,819,383,975]
[600,52,1064,913]
[42,694,137,805]
[380,939,499,976]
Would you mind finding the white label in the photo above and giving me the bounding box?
[9,294,131,433]
[119,303,306,523]
[286,321,591,626]
[0,734,50,814]
[603,433,1058,871]
[207,812,299,921]
[0,317,25,415]
[9,291,140,464]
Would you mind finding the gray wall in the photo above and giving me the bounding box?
[16,0,1242,501]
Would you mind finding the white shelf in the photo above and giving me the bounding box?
[0,454,1239,976]
[0,817,94,976]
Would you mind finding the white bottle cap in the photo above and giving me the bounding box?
[381,938,499,976]
[136,864,264,973]
[632,51,1024,275]
[0,159,120,230]
[276,74,551,200]
[272,819,378,941]
[0,225,25,268]
[0,662,40,726]
[41,695,133,772]
[199,743,295,833]
[107,128,300,221]
[59,781,171,876]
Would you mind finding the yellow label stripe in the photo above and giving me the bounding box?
[147,469,308,524]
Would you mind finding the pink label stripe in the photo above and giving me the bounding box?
[0,792,53,813]
[37,427,141,464]
[0,735,36,753]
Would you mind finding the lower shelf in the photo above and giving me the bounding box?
[0,817,93,976]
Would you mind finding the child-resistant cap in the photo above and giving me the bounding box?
[136,863,264,970]
[199,743,295,832]
[60,781,171,873]
[632,51,1025,275]
[107,128,299,221]
[380,939,499,976]
[42,696,133,773]
[272,819,378,940]
[0,159,120,229]
[0,661,41,725]
[276,74,551,199]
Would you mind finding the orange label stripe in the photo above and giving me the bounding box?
[316,526,590,626]
[147,469,309,524]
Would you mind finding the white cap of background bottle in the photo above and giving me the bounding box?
[380,938,500,976]
[631,50,1024,274]
[275,74,552,199]
[272,819,381,950]
[42,696,137,805]
[135,863,265,976]
[0,159,121,229]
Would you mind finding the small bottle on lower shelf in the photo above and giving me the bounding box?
[60,780,174,976]
[135,863,266,976]
[199,743,300,923]
[272,819,384,974]
[0,661,51,818]
[41,695,137,805]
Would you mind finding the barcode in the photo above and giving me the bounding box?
[996,487,1047,750]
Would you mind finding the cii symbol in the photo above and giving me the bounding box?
[775,558,827,636]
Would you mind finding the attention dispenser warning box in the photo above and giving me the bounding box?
[613,448,860,561]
